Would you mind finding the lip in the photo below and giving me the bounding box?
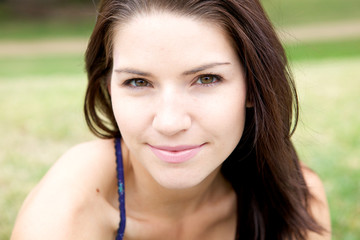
[148,144,205,164]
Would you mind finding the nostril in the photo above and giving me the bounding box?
[152,111,191,136]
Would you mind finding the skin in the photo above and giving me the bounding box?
[11,13,331,240]
[110,13,247,190]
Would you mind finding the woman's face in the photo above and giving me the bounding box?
[110,13,248,189]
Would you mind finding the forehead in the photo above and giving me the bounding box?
[111,13,238,69]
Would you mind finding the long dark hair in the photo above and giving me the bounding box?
[84,0,323,239]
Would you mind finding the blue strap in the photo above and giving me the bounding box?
[115,138,126,240]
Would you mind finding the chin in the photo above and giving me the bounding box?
[153,171,209,190]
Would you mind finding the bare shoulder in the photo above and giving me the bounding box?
[301,165,332,240]
[11,139,119,240]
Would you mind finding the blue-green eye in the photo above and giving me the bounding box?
[126,79,150,87]
[196,75,220,85]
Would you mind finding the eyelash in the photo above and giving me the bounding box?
[123,78,151,88]
[194,74,223,86]
[122,74,223,88]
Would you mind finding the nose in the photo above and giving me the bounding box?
[152,90,191,136]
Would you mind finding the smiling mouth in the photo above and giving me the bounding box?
[148,144,205,163]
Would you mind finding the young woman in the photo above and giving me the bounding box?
[12,0,331,239]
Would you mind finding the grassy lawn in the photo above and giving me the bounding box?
[1,40,360,239]
[0,3,94,40]
[263,0,360,26]
[293,58,360,240]
[0,0,360,39]
[0,75,95,239]
[0,18,94,40]
[285,38,360,62]
[0,55,85,78]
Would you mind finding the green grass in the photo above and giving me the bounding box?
[0,0,360,40]
[0,74,95,239]
[0,54,85,78]
[262,0,360,27]
[285,38,360,62]
[1,52,360,239]
[0,19,94,40]
[0,3,94,40]
[293,58,360,239]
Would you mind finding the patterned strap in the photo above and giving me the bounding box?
[115,138,126,240]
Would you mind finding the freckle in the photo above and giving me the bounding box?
[96,188,100,193]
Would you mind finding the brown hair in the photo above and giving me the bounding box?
[84,0,324,239]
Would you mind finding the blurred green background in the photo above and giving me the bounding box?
[1,0,359,239]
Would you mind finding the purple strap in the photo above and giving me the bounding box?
[115,138,126,240]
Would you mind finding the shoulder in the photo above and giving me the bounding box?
[301,165,332,240]
[11,139,119,240]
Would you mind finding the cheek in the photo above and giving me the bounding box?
[198,86,247,136]
[199,90,247,159]
[213,100,246,144]
[111,95,152,137]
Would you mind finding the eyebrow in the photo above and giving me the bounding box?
[114,68,152,77]
[114,62,231,77]
[182,62,231,75]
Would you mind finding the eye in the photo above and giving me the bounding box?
[195,74,221,85]
[125,79,151,87]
